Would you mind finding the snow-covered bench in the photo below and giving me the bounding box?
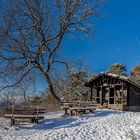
[4,106,46,126]
[61,101,95,116]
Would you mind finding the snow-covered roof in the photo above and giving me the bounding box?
[85,72,140,89]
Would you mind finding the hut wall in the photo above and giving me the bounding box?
[129,85,140,106]
[92,88,99,103]
[123,105,140,112]
[123,85,140,112]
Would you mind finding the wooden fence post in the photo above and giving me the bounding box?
[11,105,15,126]
[36,106,39,123]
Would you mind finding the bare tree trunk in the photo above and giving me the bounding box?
[45,73,61,102]
[23,91,28,105]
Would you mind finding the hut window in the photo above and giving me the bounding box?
[96,88,100,104]
[109,98,114,104]
[97,88,100,97]
[110,88,114,97]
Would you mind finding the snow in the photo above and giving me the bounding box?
[0,109,140,140]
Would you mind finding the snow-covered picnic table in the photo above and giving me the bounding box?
[61,101,95,115]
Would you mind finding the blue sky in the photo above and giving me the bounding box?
[61,0,140,74]
[2,0,140,93]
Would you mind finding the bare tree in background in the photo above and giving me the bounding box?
[0,89,19,106]
[0,0,102,102]
[0,67,36,106]
[53,62,93,101]
[16,78,36,105]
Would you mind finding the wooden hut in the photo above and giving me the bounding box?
[84,72,140,111]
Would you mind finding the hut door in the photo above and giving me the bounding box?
[102,87,109,107]
[109,88,114,104]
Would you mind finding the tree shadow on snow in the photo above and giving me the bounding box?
[93,109,125,117]
[78,109,126,120]
[18,109,126,130]
[19,116,86,130]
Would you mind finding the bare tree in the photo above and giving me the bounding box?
[53,62,93,101]
[0,90,18,106]
[0,0,102,102]
[16,78,36,105]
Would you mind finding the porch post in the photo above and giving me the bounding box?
[100,86,102,105]
[121,86,124,111]
[127,85,129,106]
[108,87,110,106]
[90,87,93,101]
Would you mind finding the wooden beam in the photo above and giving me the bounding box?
[121,86,124,111]
[100,86,102,105]
[127,84,129,106]
[108,87,110,105]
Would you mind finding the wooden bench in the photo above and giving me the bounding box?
[61,101,95,116]
[4,106,46,126]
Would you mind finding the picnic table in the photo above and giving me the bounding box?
[60,101,95,116]
[4,105,46,126]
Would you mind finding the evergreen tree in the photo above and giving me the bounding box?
[108,63,127,76]
[130,65,140,83]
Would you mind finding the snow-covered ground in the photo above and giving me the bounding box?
[0,109,140,140]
